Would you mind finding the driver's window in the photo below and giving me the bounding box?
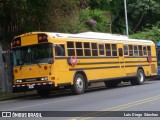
[55,44,65,56]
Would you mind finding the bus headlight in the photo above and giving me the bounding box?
[41,77,48,81]
[16,80,22,83]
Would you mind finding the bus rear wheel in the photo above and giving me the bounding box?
[130,69,145,85]
[37,89,50,97]
[104,81,118,88]
[72,73,85,95]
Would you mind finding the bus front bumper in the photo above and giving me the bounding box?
[12,82,54,93]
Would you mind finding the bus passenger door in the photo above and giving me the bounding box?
[118,44,126,76]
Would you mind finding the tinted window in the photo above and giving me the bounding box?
[67,41,75,56]
[112,44,117,56]
[134,45,138,56]
[143,46,147,56]
[91,43,98,56]
[105,44,111,56]
[138,45,143,56]
[124,45,128,56]
[99,44,105,55]
[76,42,83,56]
[84,42,91,56]
[129,45,133,56]
[147,46,151,56]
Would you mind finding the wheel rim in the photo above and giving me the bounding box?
[138,71,144,82]
[76,77,84,90]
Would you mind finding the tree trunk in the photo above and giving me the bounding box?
[134,11,145,32]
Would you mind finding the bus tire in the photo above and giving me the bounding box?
[130,69,145,85]
[37,89,50,97]
[72,73,85,95]
[104,81,118,88]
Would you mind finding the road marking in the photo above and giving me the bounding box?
[2,97,77,111]
[70,95,160,120]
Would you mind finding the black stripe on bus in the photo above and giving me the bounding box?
[77,62,120,65]
[126,60,157,63]
[55,56,157,59]
[69,66,120,71]
[69,64,150,71]
[78,61,156,65]
[124,56,157,58]
[55,56,118,59]
[125,64,150,67]
[89,76,135,83]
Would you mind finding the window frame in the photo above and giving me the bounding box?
[99,43,105,56]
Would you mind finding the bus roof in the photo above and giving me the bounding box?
[16,32,154,44]
[47,32,154,44]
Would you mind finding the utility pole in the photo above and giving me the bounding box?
[124,0,129,37]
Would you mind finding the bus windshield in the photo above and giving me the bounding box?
[12,43,53,66]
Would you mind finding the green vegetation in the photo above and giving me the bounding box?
[0,0,160,44]
[130,25,160,43]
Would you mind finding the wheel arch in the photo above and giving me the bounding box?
[137,66,145,77]
[73,71,88,89]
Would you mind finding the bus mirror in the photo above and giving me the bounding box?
[48,58,54,64]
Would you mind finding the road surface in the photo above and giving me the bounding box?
[0,80,160,120]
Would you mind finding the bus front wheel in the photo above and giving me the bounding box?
[130,69,145,85]
[72,73,85,95]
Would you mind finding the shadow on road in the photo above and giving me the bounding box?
[22,81,156,100]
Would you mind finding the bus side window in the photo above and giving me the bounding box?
[124,45,128,56]
[138,45,143,56]
[67,41,75,56]
[76,42,83,56]
[112,44,117,56]
[99,44,105,55]
[91,43,98,56]
[105,44,111,56]
[129,45,133,56]
[143,46,147,56]
[147,46,151,56]
[84,42,91,56]
[134,45,138,56]
[55,44,65,56]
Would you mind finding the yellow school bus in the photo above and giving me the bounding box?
[11,32,157,97]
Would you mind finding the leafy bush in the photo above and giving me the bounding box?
[130,24,160,43]
[79,8,112,33]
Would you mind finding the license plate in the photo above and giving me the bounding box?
[28,84,34,89]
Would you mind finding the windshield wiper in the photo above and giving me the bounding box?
[33,57,41,68]
[35,61,41,68]
[19,50,29,70]
[19,63,23,70]
[19,60,25,70]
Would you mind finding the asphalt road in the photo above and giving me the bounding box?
[0,80,160,120]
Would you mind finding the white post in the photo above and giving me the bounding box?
[124,0,129,37]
